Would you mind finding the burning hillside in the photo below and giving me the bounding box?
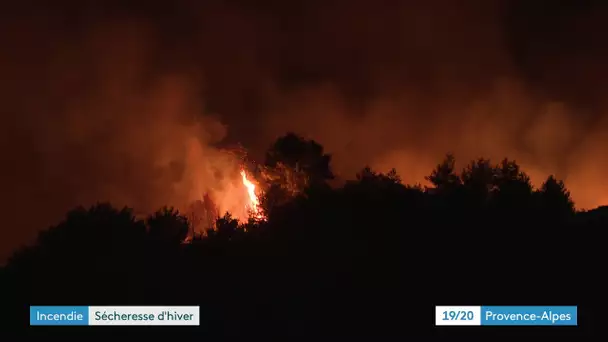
[186,164,266,235]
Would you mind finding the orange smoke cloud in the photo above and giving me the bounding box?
[3,0,608,263]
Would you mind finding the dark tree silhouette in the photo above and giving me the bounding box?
[490,159,534,211]
[146,206,189,246]
[260,133,334,215]
[0,144,601,340]
[264,132,334,182]
[356,166,401,186]
[207,213,244,241]
[425,153,461,191]
[536,175,576,220]
[460,158,496,204]
[7,203,147,272]
[493,159,532,191]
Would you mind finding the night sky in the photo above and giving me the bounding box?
[2,0,608,262]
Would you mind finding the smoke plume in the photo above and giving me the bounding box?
[2,0,608,261]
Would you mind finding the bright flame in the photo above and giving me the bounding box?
[240,169,265,220]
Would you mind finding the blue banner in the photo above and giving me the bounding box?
[30,306,89,326]
[436,305,577,326]
[481,306,577,326]
[29,306,200,326]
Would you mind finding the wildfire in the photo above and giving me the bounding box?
[240,169,265,220]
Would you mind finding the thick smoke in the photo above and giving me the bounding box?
[2,0,608,261]
[0,9,250,261]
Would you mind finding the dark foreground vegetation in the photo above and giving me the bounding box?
[1,133,605,340]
